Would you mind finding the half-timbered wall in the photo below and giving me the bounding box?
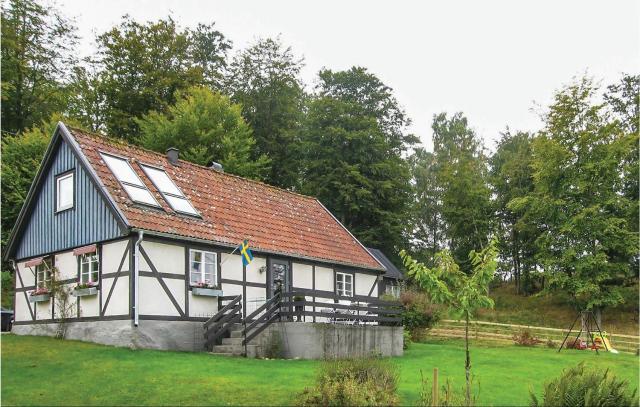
[13,238,131,324]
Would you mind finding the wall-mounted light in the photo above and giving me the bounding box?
[259,266,267,274]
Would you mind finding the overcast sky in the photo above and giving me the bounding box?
[59,0,639,151]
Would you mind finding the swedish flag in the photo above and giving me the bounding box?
[239,240,253,266]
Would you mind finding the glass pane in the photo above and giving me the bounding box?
[192,251,202,263]
[91,271,99,282]
[122,185,160,206]
[141,166,183,196]
[57,174,73,209]
[165,195,198,215]
[204,252,215,264]
[101,154,144,186]
[190,271,201,284]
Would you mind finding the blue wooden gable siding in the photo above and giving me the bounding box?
[15,138,125,260]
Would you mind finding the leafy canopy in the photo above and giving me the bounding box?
[225,37,306,189]
[399,238,498,319]
[138,86,270,180]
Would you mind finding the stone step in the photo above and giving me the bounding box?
[211,343,258,356]
[209,352,234,357]
[221,337,244,345]
[229,330,244,338]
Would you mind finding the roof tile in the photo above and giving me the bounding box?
[68,128,383,271]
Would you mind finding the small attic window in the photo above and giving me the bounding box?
[100,153,161,208]
[55,171,74,212]
[140,164,200,216]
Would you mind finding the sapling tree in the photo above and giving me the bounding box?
[400,238,498,406]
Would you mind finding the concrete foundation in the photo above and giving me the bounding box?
[12,320,403,358]
[11,319,207,352]
[250,322,403,359]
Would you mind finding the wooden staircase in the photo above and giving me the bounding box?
[204,294,282,357]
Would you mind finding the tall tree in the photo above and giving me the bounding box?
[92,16,231,141]
[138,87,270,180]
[431,113,493,273]
[490,131,537,293]
[225,37,305,189]
[409,148,443,266]
[1,0,78,134]
[513,77,637,313]
[301,68,416,258]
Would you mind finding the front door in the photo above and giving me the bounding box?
[268,258,289,298]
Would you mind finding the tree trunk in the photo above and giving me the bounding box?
[465,313,471,406]
[580,311,589,342]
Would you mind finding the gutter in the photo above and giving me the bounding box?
[134,230,144,326]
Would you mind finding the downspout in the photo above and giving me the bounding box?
[134,230,144,327]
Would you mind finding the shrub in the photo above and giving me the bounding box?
[296,357,399,406]
[530,362,638,407]
[263,331,284,359]
[399,289,441,340]
[513,329,541,346]
[403,329,413,350]
[545,339,557,349]
[418,371,477,406]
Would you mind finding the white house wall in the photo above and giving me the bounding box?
[246,257,266,284]
[292,263,313,289]
[101,239,130,317]
[140,241,185,275]
[355,273,378,298]
[221,253,243,281]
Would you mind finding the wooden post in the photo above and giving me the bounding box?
[432,367,439,406]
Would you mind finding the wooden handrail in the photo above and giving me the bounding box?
[204,295,241,329]
[281,299,402,315]
[282,289,400,307]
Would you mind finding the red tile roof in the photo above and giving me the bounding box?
[68,127,383,271]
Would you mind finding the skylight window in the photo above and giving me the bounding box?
[140,164,199,216]
[100,153,161,207]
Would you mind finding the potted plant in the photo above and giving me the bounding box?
[72,280,99,297]
[29,287,51,303]
[293,295,305,322]
[191,281,223,297]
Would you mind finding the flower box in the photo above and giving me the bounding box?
[29,293,50,303]
[192,287,223,297]
[72,287,99,297]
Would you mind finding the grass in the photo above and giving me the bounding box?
[477,283,639,335]
[2,334,638,406]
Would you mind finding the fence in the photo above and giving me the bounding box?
[429,319,639,353]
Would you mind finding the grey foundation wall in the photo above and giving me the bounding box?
[251,322,403,359]
[11,319,207,352]
[12,320,403,358]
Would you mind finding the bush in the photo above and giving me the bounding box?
[296,357,399,406]
[263,331,284,359]
[403,329,413,350]
[513,329,541,346]
[546,339,557,349]
[418,371,477,406]
[530,362,638,407]
[399,289,441,340]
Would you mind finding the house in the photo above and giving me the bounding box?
[5,123,402,358]
[367,248,404,298]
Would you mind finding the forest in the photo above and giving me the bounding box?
[1,0,638,316]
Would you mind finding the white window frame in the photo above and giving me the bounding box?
[80,252,100,284]
[55,172,74,212]
[189,249,217,287]
[100,152,161,208]
[36,259,52,289]
[335,272,353,297]
[140,164,200,217]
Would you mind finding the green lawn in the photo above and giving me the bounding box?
[1,334,638,406]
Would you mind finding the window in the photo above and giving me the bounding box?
[100,153,160,207]
[80,253,99,284]
[56,172,74,212]
[189,250,217,286]
[336,272,353,297]
[36,259,52,289]
[140,164,199,216]
[386,283,400,298]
